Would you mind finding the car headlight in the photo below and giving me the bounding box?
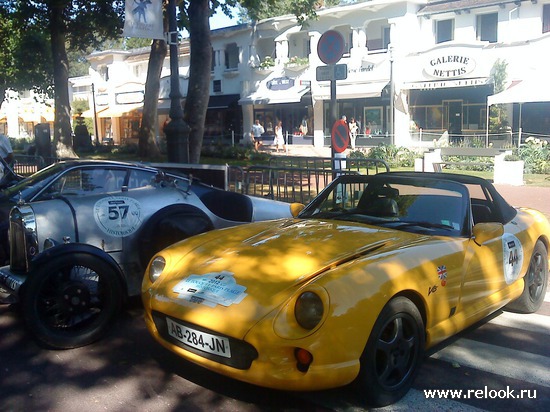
[149,256,166,283]
[294,291,324,330]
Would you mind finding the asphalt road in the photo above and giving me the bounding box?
[1,183,549,412]
[1,294,549,412]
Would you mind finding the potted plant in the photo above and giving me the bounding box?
[284,56,309,71]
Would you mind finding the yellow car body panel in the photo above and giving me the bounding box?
[142,173,550,394]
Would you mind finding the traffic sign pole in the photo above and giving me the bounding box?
[317,30,346,164]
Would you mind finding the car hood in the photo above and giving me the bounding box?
[146,219,423,338]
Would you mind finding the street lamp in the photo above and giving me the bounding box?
[164,0,190,163]
[389,44,394,145]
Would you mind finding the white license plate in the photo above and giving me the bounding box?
[166,317,231,358]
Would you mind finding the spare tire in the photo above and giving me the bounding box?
[138,205,214,267]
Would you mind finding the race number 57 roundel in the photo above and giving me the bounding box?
[331,119,350,153]
[94,196,143,237]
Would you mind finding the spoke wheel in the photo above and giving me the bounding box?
[22,254,122,349]
[507,240,548,314]
[355,297,424,407]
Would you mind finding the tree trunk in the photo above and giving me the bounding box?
[138,39,167,160]
[184,0,211,163]
[50,2,77,159]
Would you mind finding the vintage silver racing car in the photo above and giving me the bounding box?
[0,172,303,349]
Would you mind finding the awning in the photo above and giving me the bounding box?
[314,81,388,100]
[80,107,108,118]
[19,113,41,123]
[208,94,240,109]
[98,103,143,118]
[487,78,550,106]
[239,86,310,105]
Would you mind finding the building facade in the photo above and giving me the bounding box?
[1,0,550,150]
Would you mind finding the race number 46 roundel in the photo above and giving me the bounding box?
[94,196,143,237]
[502,233,524,285]
[331,119,350,153]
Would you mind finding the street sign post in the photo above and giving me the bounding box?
[318,30,347,161]
[317,30,345,65]
[316,64,348,81]
[331,119,350,153]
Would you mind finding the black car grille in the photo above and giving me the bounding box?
[151,310,258,370]
[9,205,37,272]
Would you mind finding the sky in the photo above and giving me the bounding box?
[210,6,239,30]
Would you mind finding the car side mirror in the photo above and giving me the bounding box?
[290,202,305,217]
[472,222,504,246]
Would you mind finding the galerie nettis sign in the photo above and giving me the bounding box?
[424,54,476,79]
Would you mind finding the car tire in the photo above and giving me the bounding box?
[506,239,548,314]
[21,253,122,349]
[354,296,425,407]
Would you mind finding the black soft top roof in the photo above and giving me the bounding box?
[378,171,517,223]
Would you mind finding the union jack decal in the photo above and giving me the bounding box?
[437,265,447,286]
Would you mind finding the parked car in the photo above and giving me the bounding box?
[0,156,24,189]
[142,172,549,407]
[0,170,303,349]
[0,159,200,265]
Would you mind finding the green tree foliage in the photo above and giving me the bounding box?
[177,0,324,163]
[489,59,509,134]
[0,7,52,108]
[240,0,338,22]
[1,0,124,157]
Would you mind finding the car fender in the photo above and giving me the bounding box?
[136,203,214,268]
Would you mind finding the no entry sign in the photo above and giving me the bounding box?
[317,30,345,65]
[331,119,349,153]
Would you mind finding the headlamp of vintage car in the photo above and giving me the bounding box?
[43,238,57,250]
[149,256,166,283]
[9,204,38,272]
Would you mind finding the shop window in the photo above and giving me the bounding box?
[412,105,444,131]
[211,47,215,72]
[476,13,498,43]
[99,65,109,82]
[344,32,353,56]
[544,4,550,33]
[463,103,486,131]
[383,26,391,50]
[213,80,222,93]
[224,43,239,70]
[436,19,454,43]
[364,107,383,136]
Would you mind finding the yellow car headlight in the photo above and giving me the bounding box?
[294,291,324,330]
[149,256,166,283]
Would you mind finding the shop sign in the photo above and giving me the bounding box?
[267,77,295,91]
[95,93,109,106]
[424,54,476,79]
[406,77,490,89]
[115,91,144,104]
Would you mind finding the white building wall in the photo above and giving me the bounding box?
[4,0,550,145]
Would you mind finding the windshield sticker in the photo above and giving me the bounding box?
[172,271,247,307]
[94,196,143,237]
[503,234,524,284]
[437,265,447,286]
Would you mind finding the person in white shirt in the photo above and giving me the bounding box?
[250,119,264,150]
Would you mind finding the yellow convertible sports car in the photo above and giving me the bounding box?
[142,172,549,406]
